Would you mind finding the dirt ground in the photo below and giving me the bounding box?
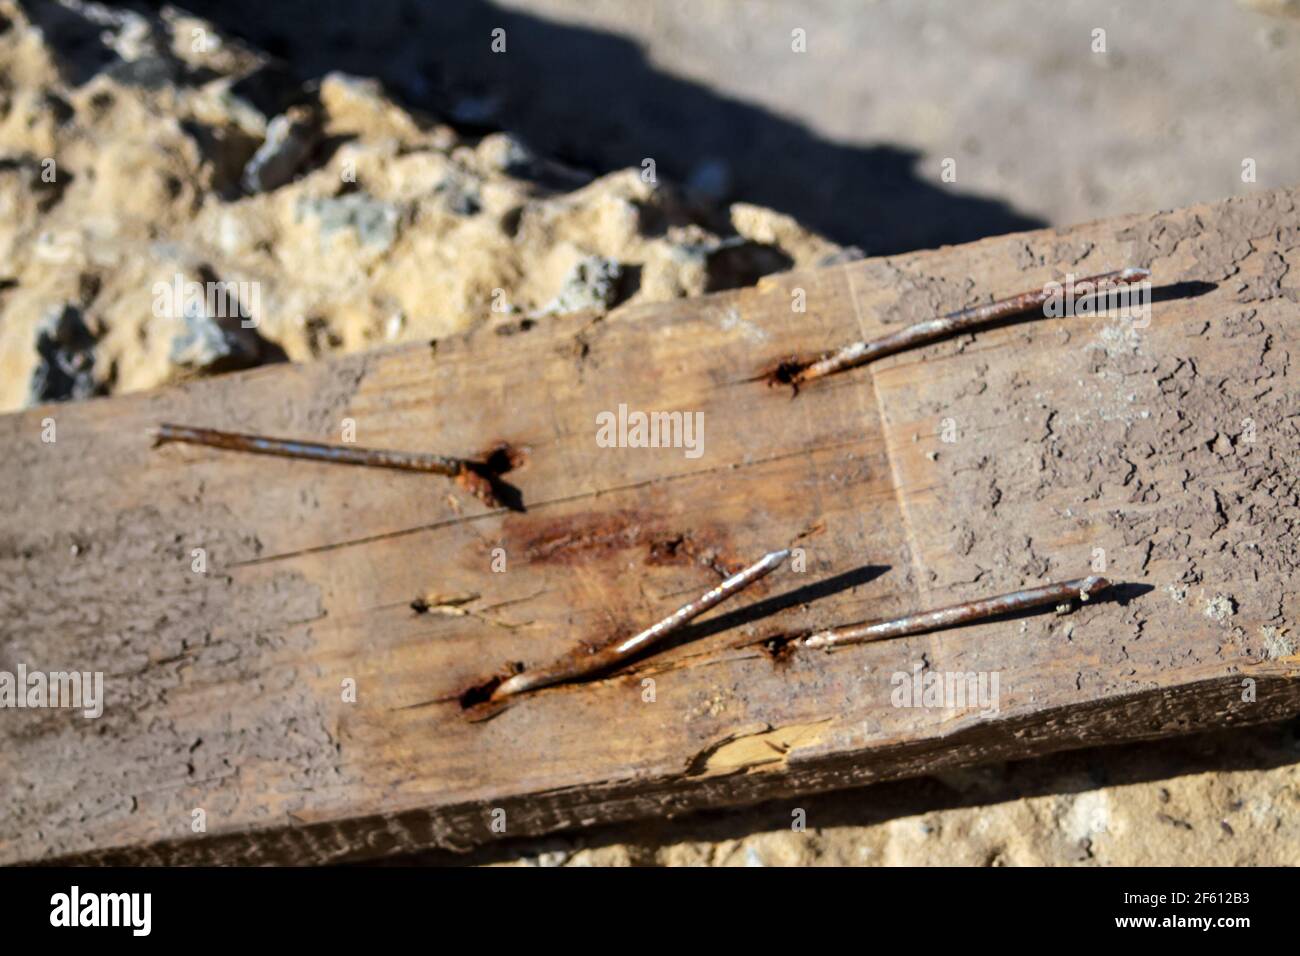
[175,0,1300,253]
[4,0,1298,865]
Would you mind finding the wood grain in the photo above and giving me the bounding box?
[2,188,1298,864]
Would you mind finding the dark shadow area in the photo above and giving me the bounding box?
[150,0,1046,252]
[1150,280,1218,305]
[1103,582,1156,606]
[369,715,1300,865]
[669,562,891,651]
[462,465,525,513]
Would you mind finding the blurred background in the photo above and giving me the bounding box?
[4,0,1298,864]
[174,0,1300,252]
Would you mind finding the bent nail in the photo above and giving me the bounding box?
[782,268,1150,387]
[798,575,1110,650]
[154,423,502,506]
[490,548,791,701]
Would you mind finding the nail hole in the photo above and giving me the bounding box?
[759,357,807,393]
[760,633,800,664]
[481,442,525,474]
[458,675,504,709]
[648,534,685,562]
[460,443,528,511]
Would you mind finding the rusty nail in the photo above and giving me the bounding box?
[490,548,791,701]
[783,267,1150,387]
[154,423,503,506]
[797,575,1110,650]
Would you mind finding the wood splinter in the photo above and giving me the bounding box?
[153,423,506,507]
[489,548,791,701]
[796,575,1111,650]
[773,267,1150,389]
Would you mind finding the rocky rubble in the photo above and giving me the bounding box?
[0,0,841,411]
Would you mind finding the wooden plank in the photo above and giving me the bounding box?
[2,188,1298,865]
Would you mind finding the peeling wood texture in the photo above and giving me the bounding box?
[3,187,1299,865]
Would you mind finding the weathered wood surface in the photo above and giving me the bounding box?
[2,187,1298,865]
